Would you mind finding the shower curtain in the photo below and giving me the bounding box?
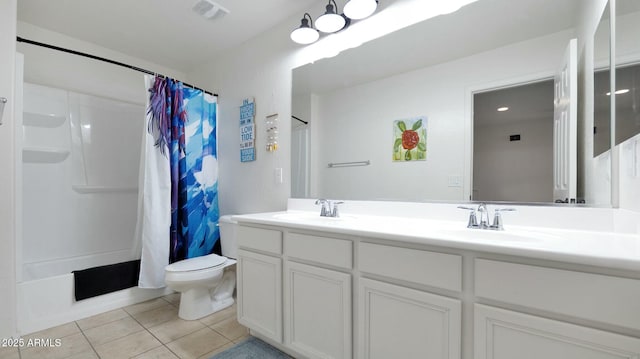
[136,75,219,288]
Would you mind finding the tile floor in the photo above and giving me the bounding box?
[0,293,249,359]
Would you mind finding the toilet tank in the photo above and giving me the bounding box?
[218,215,238,259]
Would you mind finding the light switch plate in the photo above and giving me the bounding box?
[275,167,283,184]
[447,175,462,187]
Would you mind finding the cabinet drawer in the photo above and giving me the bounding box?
[359,242,462,292]
[237,225,282,254]
[286,233,353,269]
[475,259,640,331]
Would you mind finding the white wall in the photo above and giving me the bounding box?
[17,21,185,104]
[0,0,17,339]
[186,15,307,215]
[308,30,572,202]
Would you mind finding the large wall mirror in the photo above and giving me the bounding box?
[615,0,640,147]
[292,0,623,206]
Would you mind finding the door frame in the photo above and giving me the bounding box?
[464,71,555,201]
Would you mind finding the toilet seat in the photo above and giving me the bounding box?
[166,253,227,273]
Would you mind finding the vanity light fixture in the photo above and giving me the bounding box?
[344,0,378,20]
[291,13,320,45]
[315,0,348,33]
[497,107,509,112]
[292,0,377,45]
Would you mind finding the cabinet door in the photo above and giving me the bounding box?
[358,278,461,359]
[285,261,352,359]
[474,304,640,359]
[237,249,282,343]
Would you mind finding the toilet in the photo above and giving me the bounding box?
[164,215,238,320]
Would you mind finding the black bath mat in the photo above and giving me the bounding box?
[73,260,141,301]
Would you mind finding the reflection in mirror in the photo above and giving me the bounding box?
[473,80,554,203]
[292,115,310,198]
[291,0,607,205]
[615,0,640,146]
[593,4,611,157]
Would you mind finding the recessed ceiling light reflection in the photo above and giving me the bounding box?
[606,89,630,96]
[497,107,509,112]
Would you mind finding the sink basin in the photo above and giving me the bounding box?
[272,212,357,222]
[437,227,559,243]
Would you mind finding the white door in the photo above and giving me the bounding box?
[237,249,282,343]
[284,261,351,359]
[553,38,578,203]
[474,304,640,359]
[358,278,461,359]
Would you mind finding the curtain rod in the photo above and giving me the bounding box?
[292,115,308,125]
[16,36,218,97]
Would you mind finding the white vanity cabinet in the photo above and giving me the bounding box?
[234,219,640,359]
[474,304,640,359]
[284,261,352,359]
[474,259,640,359]
[358,242,463,359]
[359,278,461,359]
[236,226,283,343]
[284,232,353,359]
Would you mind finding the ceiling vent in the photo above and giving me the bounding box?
[192,0,230,21]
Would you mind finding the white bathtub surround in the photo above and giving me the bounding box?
[17,273,171,335]
[233,199,640,359]
[21,83,144,282]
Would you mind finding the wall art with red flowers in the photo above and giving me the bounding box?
[393,117,427,161]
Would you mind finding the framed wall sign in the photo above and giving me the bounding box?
[240,98,256,162]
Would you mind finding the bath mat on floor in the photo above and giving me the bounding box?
[210,337,291,359]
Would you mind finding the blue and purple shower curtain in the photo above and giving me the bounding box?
[137,76,219,287]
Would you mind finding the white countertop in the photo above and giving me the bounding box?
[232,210,640,272]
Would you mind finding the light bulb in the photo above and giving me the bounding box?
[315,4,346,33]
[344,0,377,20]
[291,27,319,44]
[291,15,319,45]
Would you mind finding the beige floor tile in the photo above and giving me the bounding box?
[132,304,179,328]
[65,351,99,359]
[131,346,179,359]
[166,327,231,359]
[195,341,236,359]
[0,346,19,359]
[124,298,172,315]
[198,304,236,327]
[22,321,80,341]
[162,292,181,307]
[148,317,205,344]
[232,333,250,344]
[20,332,92,359]
[210,317,249,341]
[93,330,161,359]
[82,316,144,346]
[76,309,130,331]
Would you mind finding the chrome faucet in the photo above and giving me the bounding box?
[315,199,343,217]
[476,202,490,228]
[458,203,515,231]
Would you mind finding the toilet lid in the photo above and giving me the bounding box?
[165,253,227,272]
